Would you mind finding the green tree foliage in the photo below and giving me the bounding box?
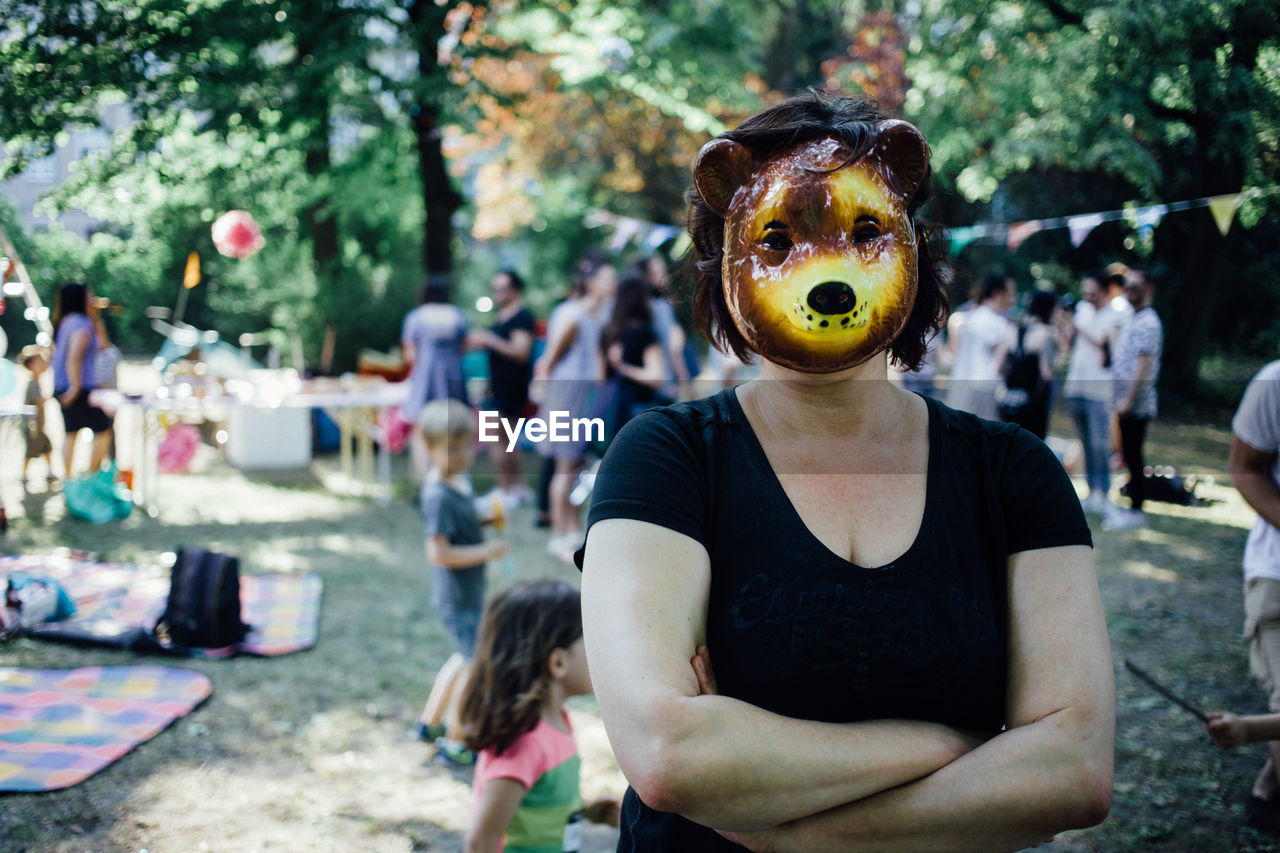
[905,0,1280,394]
[0,0,437,370]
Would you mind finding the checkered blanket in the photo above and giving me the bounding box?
[1,554,322,656]
[0,665,211,791]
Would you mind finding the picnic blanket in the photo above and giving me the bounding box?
[0,554,322,656]
[0,665,211,792]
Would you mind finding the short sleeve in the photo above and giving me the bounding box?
[420,486,459,540]
[999,428,1093,554]
[512,308,535,334]
[577,409,707,565]
[1233,364,1280,454]
[481,735,546,791]
[623,326,658,364]
[1134,314,1161,355]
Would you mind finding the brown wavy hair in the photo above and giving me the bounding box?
[684,89,949,370]
[456,580,583,756]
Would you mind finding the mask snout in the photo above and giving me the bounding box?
[806,281,855,316]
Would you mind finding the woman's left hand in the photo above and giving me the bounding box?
[690,644,718,695]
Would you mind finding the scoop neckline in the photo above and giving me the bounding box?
[723,385,939,572]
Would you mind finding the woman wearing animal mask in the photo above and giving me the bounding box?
[577,91,1113,851]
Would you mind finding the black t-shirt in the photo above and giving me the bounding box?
[488,306,535,416]
[617,324,658,404]
[577,388,1092,851]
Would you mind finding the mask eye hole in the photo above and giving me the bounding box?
[852,216,880,244]
[760,220,793,255]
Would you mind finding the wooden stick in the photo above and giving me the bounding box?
[1124,658,1208,722]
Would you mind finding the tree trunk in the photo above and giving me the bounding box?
[1158,107,1246,401]
[408,0,463,277]
[764,0,801,91]
[413,104,461,276]
[1159,213,1235,400]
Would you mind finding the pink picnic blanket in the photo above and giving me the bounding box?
[1,554,321,656]
[0,665,211,791]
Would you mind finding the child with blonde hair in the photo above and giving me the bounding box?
[459,580,619,852]
[413,398,508,765]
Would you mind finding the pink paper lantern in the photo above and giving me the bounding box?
[211,210,265,259]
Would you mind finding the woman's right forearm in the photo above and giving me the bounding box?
[608,688,980,832]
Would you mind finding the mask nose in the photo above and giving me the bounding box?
[806,281,855,316]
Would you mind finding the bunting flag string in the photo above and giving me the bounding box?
[583,185,1277,259]
[948,185,1278,254]
[586,209,684,255]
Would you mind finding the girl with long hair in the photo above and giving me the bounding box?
[458,580,618,852]
[600,272,668,433]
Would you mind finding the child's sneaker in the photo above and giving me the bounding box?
[413,720,446,742]
[434,736,476,767]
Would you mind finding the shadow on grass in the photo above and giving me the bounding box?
[0,450,606,852]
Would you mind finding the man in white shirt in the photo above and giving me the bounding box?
[1230,360,1280,824]
[1063,273,1125,514]
[946,274,1014,420]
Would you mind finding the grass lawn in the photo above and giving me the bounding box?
[1,398,1278,851]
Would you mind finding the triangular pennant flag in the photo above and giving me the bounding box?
[1135,204,1168,229]
[642,225,680,250]
[183,252,201,289]
[1208,194,1242,236]
[1134,204,1168,240]
[947,226,980,255]
[608,217,643,251]
[1067,213,1104,248]
[1006,220,1043,253]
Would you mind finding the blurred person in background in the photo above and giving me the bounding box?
[1063,272,1125,515]
[400,276,469,483]
[1221,358,1280,835]
[534,250,616,563]
[1000,290,1060,439]
[468,270,535,507]
[602,272,670,433]
[635,254,692,402]
[946,273,1015,419]
[51,282,113,478]
[1105,269,1162,531]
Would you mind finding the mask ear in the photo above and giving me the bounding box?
[693,138,755,217]
[870,120,930,202]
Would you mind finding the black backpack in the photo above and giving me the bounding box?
[155,548,250,651]
[998,325,1043,419]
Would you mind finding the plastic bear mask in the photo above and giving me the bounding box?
[694,121,930,373]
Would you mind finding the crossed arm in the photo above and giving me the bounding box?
[581,519,1114,851]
